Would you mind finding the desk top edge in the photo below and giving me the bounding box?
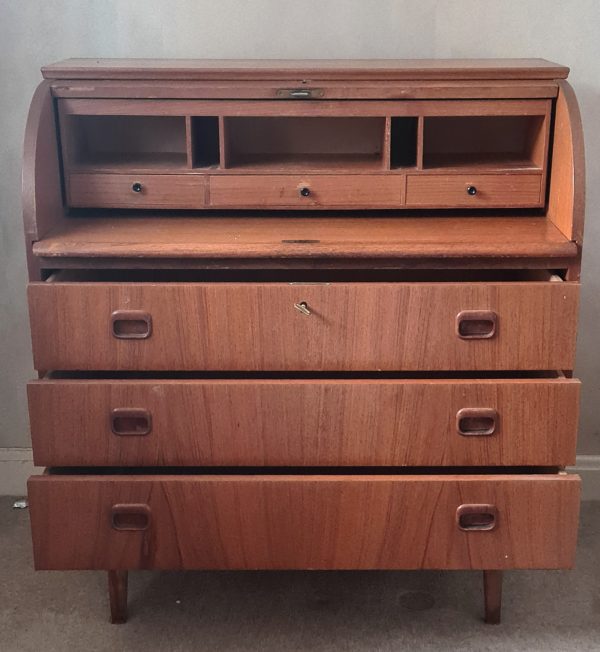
[41,58,570,81]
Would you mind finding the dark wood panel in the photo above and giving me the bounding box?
[28,473,580,570]
[28,378,580,467]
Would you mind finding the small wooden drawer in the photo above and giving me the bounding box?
[405,174,543,208]
[68,173,206,209]
[209,174,404,208]
[28,377,580,467]
[27,281,579,371]
[28,473,580,570]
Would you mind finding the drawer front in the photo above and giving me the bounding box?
[28,473,580,571]
[406,174,543,208]
[69,173,206,209]
[28,378,580,467]
[209,174,404,208]
[28,282,579,371]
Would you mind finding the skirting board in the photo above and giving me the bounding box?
[0,448,599,499]
[568,455,600,501]
[0,449,43,497]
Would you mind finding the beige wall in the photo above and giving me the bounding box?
[1,0,599,453]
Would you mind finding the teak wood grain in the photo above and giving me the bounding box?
[547,81,585,245]
[48,79,560,100]
[30,216,577,261]
[108,570,128,624]
[28,281,579,371]
[209,174,404,208]
[69,173,207,209]
[28,377,580,467]
[22,81,64,241]
[54,94,555,213]
[28,473,580,571]
[58,98,550,118]
[22,57,586,623]
[405,174,543,208]
[21,81,63,280]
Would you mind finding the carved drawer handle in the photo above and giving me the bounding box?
[111,504,151,531]
[456,408,498,436]
[456,310,497,339]
[110,408,152,436]
[110,310,152,339]
[456,504,498,531]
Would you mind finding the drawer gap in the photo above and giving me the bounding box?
[40,370,568,381]
[44,268,564,283]
[45,465,563,477]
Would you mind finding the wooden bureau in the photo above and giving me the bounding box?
[23,58,585,625]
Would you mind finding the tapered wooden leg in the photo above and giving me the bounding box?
[483,570,502,624]
[108,570,128,624]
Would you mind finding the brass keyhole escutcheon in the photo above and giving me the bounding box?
[294,301,311,315]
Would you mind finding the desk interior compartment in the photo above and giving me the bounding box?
[222,116,387,171]
[61,115,188,172]
[423,115,547,171]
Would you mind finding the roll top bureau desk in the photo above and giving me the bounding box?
[23,59,585,624]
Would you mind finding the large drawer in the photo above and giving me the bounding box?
[405,173,543,208]
[27,281,579,371]
[28,377,579,467]
[209,174,404,208]
[28,473,580,571]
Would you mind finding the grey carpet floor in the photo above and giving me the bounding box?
[1,496,599,652]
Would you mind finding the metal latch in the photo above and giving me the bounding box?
[276,88,324,99]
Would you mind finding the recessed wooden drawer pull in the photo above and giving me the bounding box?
[110,310,152,339]
[110,408,152,436]
[456,504,498,532]
[111,504,151,531]
[456,310,497,339]
[456,408,498,436]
